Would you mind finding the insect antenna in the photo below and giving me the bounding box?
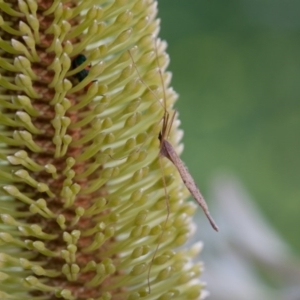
[152,40,173,145]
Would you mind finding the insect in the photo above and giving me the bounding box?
[128,40,219,293]
[71,54,96,89]
[129,46,219,232]
[159,128,219,231]
[72,54,91,82]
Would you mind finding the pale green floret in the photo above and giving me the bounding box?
[0,0,206,299]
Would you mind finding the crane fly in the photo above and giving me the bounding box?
[129,43,219,232]
[159,126,219,231]
[128,39,219,293]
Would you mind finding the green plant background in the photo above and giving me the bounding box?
[158,1,300,252]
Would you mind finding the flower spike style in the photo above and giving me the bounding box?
[0,0,212,299]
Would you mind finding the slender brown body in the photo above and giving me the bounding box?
[160,137,219,231]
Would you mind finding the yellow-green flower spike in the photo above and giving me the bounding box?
[0,0,208,299]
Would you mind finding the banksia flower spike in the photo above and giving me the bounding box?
[0,0,207,299]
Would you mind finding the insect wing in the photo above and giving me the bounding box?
[160,139,219,231]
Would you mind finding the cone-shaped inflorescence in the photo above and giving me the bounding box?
[0,0,205,299]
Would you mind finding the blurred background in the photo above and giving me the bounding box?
[157,1,300,299]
